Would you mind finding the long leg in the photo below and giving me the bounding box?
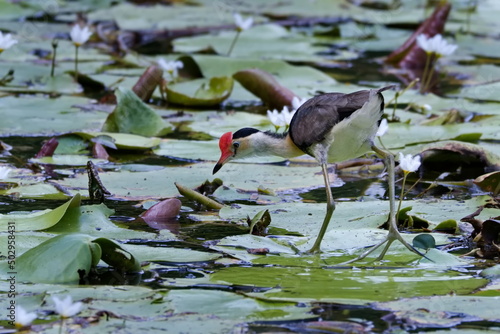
[344,145,424,262]
[308,163,336,254]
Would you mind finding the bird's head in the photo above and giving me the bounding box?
[213,128,258,174]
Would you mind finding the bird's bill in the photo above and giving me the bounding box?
[213,151,232,174]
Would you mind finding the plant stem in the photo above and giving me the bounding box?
[419,52,432,94]
[391,91,399,120]
[227,31,240,57]
[51,39,58,77]
[174,182,224,210]
[422,58,437,94]
[59,318,64,334]
[74,45,79,82]
[396,171,408,224]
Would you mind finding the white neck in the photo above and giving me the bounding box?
[248,132,304,159]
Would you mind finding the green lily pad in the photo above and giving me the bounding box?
[374,296,500,322]
[88,2,265,30]
[74,131,162,150]
[44,203,160,240]
[166,76,234,107]
[30,155,107,166]
[173,24,328,62]
[211,265,487,303]
[0,95,106,136]
[102,87,172,137]
[0,233,141,283]
[124,244,221,263]
[0,194,81,232]
[219,196,497,254]
[5,233,100,283]
[180,54,336,99]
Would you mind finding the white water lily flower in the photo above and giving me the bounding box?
[0,166,11,179]
[267,109,286,127]
[291,96,308,110]
[0,31,18,53]
[15,306,37,327]
[416,34,457,57]
[52,296,82,318]
[70,25,92,46]
[233,13,253,31]
[281,106,296,126]
[157,59,184,78]
[376,118,388,137]
[398,152,421,173]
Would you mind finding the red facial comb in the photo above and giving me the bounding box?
[219,132,233,151]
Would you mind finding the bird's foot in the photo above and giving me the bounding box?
[305,240,323,255]
[341,229,427,264]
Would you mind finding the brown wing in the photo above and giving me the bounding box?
[289,87,390,153]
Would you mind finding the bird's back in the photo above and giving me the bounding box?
[289,87,389,163]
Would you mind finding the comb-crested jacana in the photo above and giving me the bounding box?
[213,86,422,260]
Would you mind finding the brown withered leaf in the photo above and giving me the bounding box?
[233,68,296,109]
[385,3,452,69]
[247,248,269,255]
[35,137,58,158]
[475,218,500,259]
[140,198,182,221]
[132,65,164,102]
[92,142,109,160]
[474,171,500,197]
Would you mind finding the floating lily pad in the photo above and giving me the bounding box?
[166,76,234,107]
[180,54,336,99]
[219,196,497,254]
[0,233,141,283]
[0,95,106,136]
[102,87,172,137]
[5,233,100,283]
[374,296,500,323]
[75,131,161,150]
[174,24,328,62]
[211,265,487,303]
[0,194,81,232]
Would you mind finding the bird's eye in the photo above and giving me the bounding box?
[232,142,239,154]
